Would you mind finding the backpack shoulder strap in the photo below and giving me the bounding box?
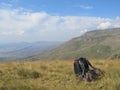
[78,60,85,75]
[78,60,84,66]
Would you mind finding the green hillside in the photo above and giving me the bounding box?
[34,28,120,60]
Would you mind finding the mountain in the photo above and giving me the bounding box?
[0,41,62,61]
[34,28,120,60]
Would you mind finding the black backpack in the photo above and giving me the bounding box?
[73,59,82,76]
[73,58,89,76]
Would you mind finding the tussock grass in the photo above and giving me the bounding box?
[0,60,120,90]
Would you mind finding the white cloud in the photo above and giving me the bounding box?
[80,5,93,10]
[113,17,120,28]
[97,21,111,29]
[10,0,19,3]
[0,8,120,42]
[0,9,48,35]
[0,30,24,35]
[0,31,13,35]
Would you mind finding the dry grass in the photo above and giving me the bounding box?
[0,59,120,90]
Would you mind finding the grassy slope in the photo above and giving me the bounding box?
[0,60,120,90]
[35,28,120,60]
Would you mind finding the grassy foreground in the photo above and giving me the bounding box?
[0,60,120,90]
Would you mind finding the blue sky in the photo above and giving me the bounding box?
[1,0,120,17]
[0,0,120,43]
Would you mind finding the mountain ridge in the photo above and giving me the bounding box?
[33,28,120,60]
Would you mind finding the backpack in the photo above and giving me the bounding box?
[73,59,82,76]
[79,58,89,73]
[73,58,89,76]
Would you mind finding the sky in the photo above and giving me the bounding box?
[0,0,120,43]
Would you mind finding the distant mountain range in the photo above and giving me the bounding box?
[1,28,120,61]
[0,41,62,61]
[33,28,120,60]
